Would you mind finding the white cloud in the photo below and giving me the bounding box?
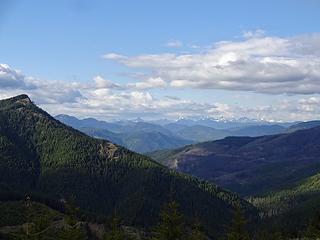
[0,64,35,89]
[94,75,121,89]
[127,77,167,90]
[1,65,320,121]
[103,33,320,95]
[166,40,183,48]
[242,29,266,39]
[2,31,320,122]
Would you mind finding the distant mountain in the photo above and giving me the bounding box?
[174,124,286,142]
[148,126,320,197]
[56,115,175,134]
[56,115,192,153]
[0,95,256,238]
[57,114,292,152]
[78,127,124,146]
[118,131,193,153]
[286,120,320,133]
[172,117,295,129]
[175,125,229,142]
[163,122,189,133]
[229,124,286,137]
[113,121,173,135]
[55,114,121,132]
[80,127,193,153]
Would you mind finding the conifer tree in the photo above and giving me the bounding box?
[65,197,80,226]
[255,229,283,240]
[153,201,185,240]
[59,227,87,240]
[187,219,207,240]
[227,207,250,240]
[305,211,320,239]
[104,215,128,240]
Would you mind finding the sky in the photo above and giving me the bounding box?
[0,0,320,121]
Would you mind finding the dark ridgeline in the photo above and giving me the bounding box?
[150,126,320,196]
[149,121,320,237]
[0,94,256,239]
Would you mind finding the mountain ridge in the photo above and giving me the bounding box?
[148,127,320,196]
[0,94,256,238]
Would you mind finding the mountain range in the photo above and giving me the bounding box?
[0,94,256,239]
[55,114,314,153]
[148,124,320,234]
[2,94,320,238]
[148,126,320,196]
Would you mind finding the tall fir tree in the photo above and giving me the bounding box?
[153,201,185,240]
[64,197,80,226]
[59,227,88,240]
[187,219,207,240]
[104,214,128,240]
[305,211,320,239]
[227,207,250,240]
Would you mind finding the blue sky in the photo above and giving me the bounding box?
[1,0,320,121]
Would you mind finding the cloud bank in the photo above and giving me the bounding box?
[104,33,320,95]
[1,32,320,121]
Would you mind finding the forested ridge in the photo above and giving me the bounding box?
[1,95,320,239]
[0,94,255,239]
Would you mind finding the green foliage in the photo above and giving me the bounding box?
[29,215,51,235]
[227,207,250,240]
[0,95,256,238]
[187,220,207,240]
[104,215,129,240]
[64,197,80,226]
[153,201,184,240]
[58,227,87,240]
[252,173,320,217]
[251,173,320,236]
[305,211,320,239]
[149,125,320,197]
[254,230,284,240]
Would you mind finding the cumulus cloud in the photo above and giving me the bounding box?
[127,77,167,90]
[0,64,240,120]
[1,63,320,121]
[94,75,121,89]
[0,64,85,104]
[103,33,320,95]
[2,31,320,122]
[0,64,35,89]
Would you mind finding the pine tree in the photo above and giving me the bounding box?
[65,197,79,226]
[153,201,185,240]
[227,207,250,240]
[255,229,283,240]
[305,211,320,239]
[187,219,207,240]
[104,215,128,240]
[59,227,87,240]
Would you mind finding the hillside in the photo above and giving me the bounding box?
[286,120,320,133]
[0,94,256,238]
[148,128,320,197]
[252,172,320,216]
[174,124,286,142]
[175,125,229,142]
[229,124,286,137]
[56,115,192,153]
[57,114,290,153]
[250,172,320,236]
[79,127,193,153]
